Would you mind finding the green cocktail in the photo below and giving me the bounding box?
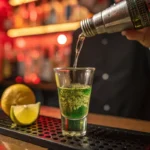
[58,84,91,136]
[54,67,95,137]
[58,84,91,118]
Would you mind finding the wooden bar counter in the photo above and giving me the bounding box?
[0,106,150,150]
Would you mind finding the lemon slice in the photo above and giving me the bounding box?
[10,102,40,126]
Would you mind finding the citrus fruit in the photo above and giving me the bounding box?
[10,105,21,125]
[10,102,40,126]
[1,84,36,116]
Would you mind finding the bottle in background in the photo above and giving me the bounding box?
[62,45,71,67]
[13,7,24,28]
[69,0,80,21]
[19,4,29,27]
[52,45,61,68]
[28,2,38,26]
[54,1,65,23]
[17,48,25,79]
[40,47,53,82]
[36,2,43,26]
[3,42,13,80]
[64,0,73,22]
[44,0,57,24]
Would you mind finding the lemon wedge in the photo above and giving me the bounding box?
[10,106,21,125]
[10,102,40,126]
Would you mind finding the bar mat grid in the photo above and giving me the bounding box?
[0,111,149,150]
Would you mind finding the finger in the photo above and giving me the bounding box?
[121,30,144,41]
[115,0,122,3]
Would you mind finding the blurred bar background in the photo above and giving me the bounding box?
[0,0,96,106]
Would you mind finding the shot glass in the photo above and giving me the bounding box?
[54,67,95,136]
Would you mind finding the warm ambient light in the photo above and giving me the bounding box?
[16,38,26,48]
[57,34,67,45]
[7,22,80,38]
[9,0,37,6]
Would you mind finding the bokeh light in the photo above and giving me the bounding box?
[57,34,67,45]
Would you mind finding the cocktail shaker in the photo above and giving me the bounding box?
[80,0,150,37]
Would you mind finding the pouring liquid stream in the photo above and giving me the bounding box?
[73,33,85,68]
[72,33,85,83]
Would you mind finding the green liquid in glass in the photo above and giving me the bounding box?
[58,84,91,119]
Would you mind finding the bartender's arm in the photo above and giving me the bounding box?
[122,27,150,48]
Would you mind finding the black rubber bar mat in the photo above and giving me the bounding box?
[0,110,149,150]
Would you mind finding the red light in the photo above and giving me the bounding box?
[24,73,40,84]
[24,76,31,83]
[33,77,40,84]
[17,53,25,61]
[15,76,23,83]
[30,73,40,84]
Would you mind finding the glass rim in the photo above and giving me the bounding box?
[54,67,95,71]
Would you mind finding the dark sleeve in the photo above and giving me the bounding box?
[138,43,150,75]
[143,45,150,120]
[70,28,82,67]
[146,47,150,73]
[135,42,150,120]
